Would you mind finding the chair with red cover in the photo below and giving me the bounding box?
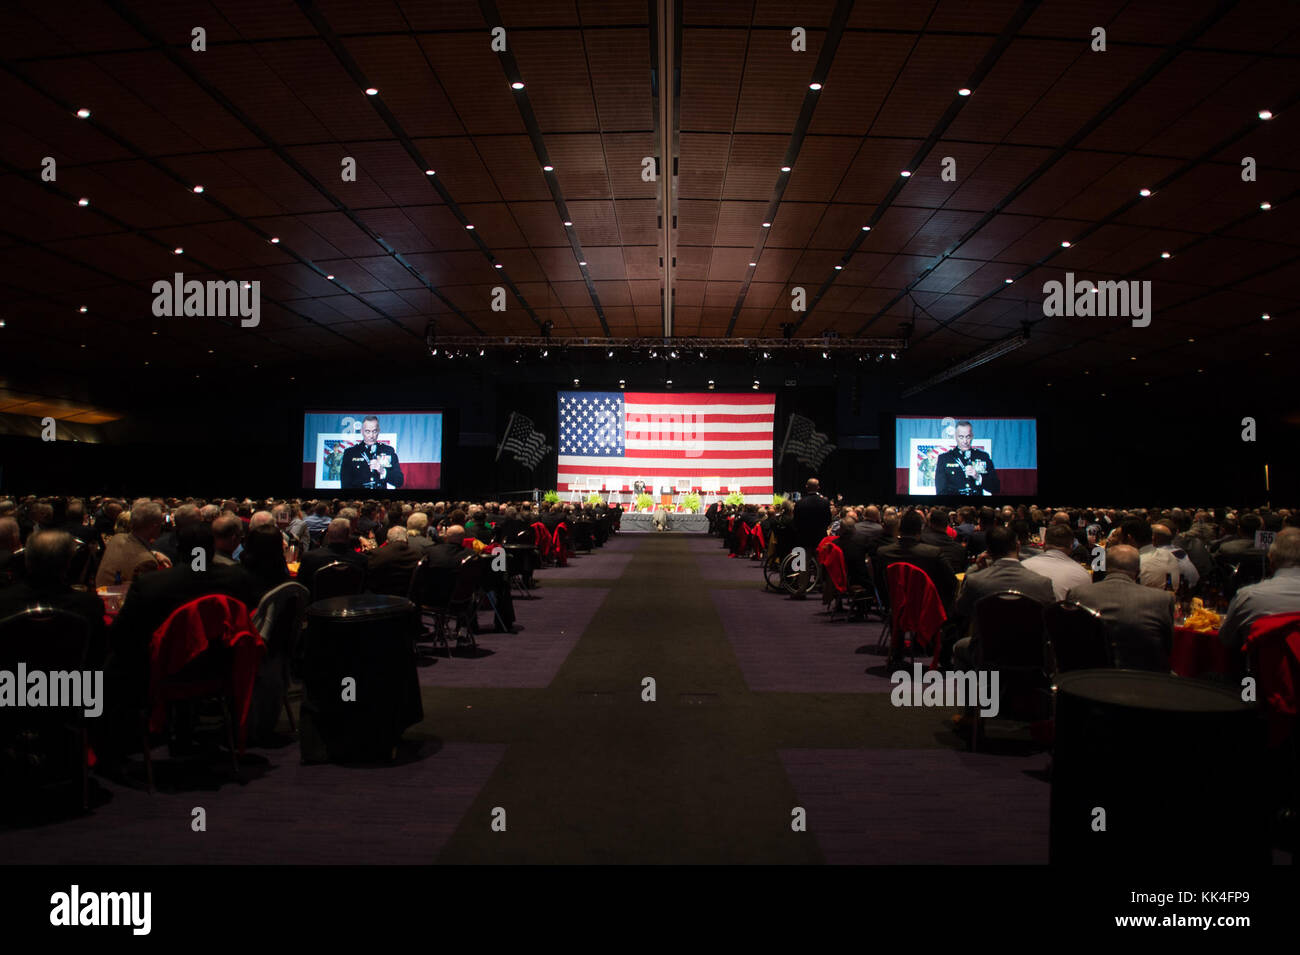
[885,562,948,669]
[552,522,570,567]
[1244,611,1300,749]
[749,522,767,560]
[145,593,265,791]
[531,522,554,564]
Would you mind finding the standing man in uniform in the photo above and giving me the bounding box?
[341,415,404,490]
[935,420,1000,496]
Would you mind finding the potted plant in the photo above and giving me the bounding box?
[543,490,561,504]
[680,492,701,513]
[724,491,745,507]
[586,492,603,506]
[635,492,655,512]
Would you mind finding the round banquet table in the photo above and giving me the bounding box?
[1050,669,1267,866]
[298,594,423,763]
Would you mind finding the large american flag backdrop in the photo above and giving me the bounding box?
[556,391,776,495]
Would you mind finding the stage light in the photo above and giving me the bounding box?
[431,348,438,356]
[479,349,485,356]
[708,380,715,390]
[761,351,770,360]
[665,379,672,387]
[573,378,580,386]
[821,351,829,359]
[834,264,843,270]
[541,348,548,357]
[752,380,759,389]
[670,349,678,359]
[861,226,871,231]
[890,352,897,359]
[579,260,587,266]
[698,350,705,358]
[326,273,334,279]
[607,349,615,358]
[618,379,625,389]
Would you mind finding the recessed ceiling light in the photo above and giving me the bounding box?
[749,262,757,267]
[563,220,573,226]
[152,331,158,335]
[834,265,843,270]
[900,170,912,177]
[208,348,214,354]
[761,222,771,228]
[1061,241,1072,248]
[1187,337,1195,342]
[1160,251,1171,258]
[78,306,87,313]
[365,87,378,96]
[780,165,791,172]
[77,198,89,206]
[192,185,204,193]
[1130,356,1136,360]
[957,88,972,96]
[1004,278,1014,284]
[465,224,474,229]
[1260,202,1272,210]
[1261,312,1271,321]
[1138,188,1151,197]
[1259,110,1273,120]
[861,225,871,231]
[579,260,587,266]
[1265,352,1271,357]
[809,83,822,91]
[752,380,760,389]
[326,274,335,280]
[542,164,554,171]
[173,247,183,255]
[494,263,503,269]
[76,108,91,118]
[425,169,436,176]
[270,236,280,243]
[511,81,525,90]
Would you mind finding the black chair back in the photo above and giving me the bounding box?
[312,560,365,601]
[2,548,26,586]
[1043,600,1111,676]
[67,540,96,588]
[412,557,458,609]
[572,521,595,552]
[974,590,1051,723]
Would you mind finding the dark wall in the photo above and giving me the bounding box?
[2,356,1295,507]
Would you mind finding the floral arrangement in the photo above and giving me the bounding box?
[680,492,701,513]
[543,490,561,504]
[772,493,786,508]
[586,492,603,506]
[635,493,655,512]
[724,491,745,507]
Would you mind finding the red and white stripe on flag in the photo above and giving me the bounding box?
[556,391,774,495]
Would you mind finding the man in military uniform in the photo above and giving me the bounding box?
[935,420,1000,496]
[341,415,404,490]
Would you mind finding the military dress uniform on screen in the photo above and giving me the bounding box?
[340,442,404,490]
[934,447,1000,495]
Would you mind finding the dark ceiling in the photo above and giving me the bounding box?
[1,0,1297,397]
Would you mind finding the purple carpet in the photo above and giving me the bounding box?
[420,586,611,688]
[0,742,507,864]
[543,536,642,581]
[780,748,1050,864]
[710,589,895,694]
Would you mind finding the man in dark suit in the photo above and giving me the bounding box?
[60,499,98,547]
[296,518,367,593]
[850,505,887,556]
[98,523,260,770]
[340,415,404,490]
[0,517,22,587]
[1066,544,1174,670]
[0,530,108,667]
[951,525,1055,668]
[935,420,1000,496]
[921,508,967,576]
[366,526,423,597]
[875,510,959,614]
[150,503,201,564]
[792,478,832,554]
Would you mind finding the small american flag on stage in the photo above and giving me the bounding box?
[556,391,775,495]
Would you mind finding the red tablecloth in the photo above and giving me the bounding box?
[1171,626,1233,678]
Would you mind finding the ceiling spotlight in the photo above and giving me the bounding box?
[430,348,438,356]
[192,185,205,193]
[698,351,705,358]
[809,83,822,91]
[173,247,183,255]
[541,348,548,357]
[1259,110,1273,120]
[752,380,760,389]
[327,273,335,280]
[1188,338,1195,343]
[465,223,475,230]
[618,379,626,389]
[900,170,912,177]
[1061,240,1072,248]
[511,81,525,90]
[365,87,378,96]
[1004,278,1014,284]
[708,380,715,390]
[1138,188,1151,197]
[578,260,587,266]
[780,165,791,172]
[1160,251,1171,259]
[76,108,91,118]
[821,351,829,359]
[861,225,871,231]
[669,349,678,359]
[876,353,884,362]
[607,349,615,358]
[665,379,673,387]
[761,222,771,228]
[834,264,843,270]
[77,198,89,206]
[1260,202,1272,210]
[761,351,770,360]
[1261,313,1271,321]
[425,169,436,176]
[957,88,972,96]
[78,306,87,313]
[573,378,580,387]
[479,349,485,356]
[649,349,658,358]
[890,352,897,359]
[270,237,280,244]
[543,164,554,171]
[749,262,757,267]
[494,263,503,269]
[563,220,573,227]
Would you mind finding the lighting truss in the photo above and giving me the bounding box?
[899,327,1028,398]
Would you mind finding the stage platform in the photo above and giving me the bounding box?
[618,513,709,533]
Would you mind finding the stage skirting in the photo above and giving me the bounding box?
[619,513,709,534]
